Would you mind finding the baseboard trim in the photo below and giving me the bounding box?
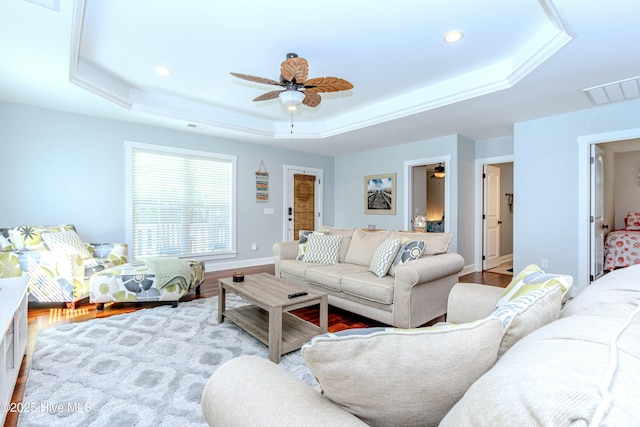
[204,257,274,273]
[499,254,513,264]
[460,264,476,276]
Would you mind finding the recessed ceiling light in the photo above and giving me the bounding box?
[155,66,172,76]
[443,31,464,43]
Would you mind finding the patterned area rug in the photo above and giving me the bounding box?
[19,295,315,426]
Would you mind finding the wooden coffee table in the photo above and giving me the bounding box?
[218,272,328,363]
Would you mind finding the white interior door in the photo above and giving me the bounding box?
[483,164,501,270]
[590,144,605,282]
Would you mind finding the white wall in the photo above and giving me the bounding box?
[0,101,334,270]
[514,97,640,292]
[614,150,640,229]
[333,134,479,262]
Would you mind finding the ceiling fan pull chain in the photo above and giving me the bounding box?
[291,110,294,134]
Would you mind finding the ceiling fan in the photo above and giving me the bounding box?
[230,53,353,110]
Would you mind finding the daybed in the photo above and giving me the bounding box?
[0,224,127,307]
[272,226,465,328]
[202,264,640,426]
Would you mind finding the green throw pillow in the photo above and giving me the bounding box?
[495,264,572,308]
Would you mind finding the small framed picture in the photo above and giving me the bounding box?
[364,173,396,215]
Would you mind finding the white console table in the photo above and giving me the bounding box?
[0,276,29,426]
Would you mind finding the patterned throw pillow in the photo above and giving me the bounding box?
[303,234,342,264]
[625,212,640,230]
[41,229,93,260]
[368,238,401,277]
[389,239,426,276]
[490,285,562,357]
[297,230,329,260]
[495,264,573,308]
[301,317,503,426]
[8,225,74,250]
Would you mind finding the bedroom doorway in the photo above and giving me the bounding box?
[577,129,640,292]
[589,139,640,281]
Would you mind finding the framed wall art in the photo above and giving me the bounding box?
[364,173,396,215]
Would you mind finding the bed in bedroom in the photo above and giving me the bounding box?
[604,212,640,271]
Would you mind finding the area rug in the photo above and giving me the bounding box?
[19,295,316,426]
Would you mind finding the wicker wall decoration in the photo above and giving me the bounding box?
[256,160,269,202]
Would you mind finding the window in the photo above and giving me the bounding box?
[125,141,236,260]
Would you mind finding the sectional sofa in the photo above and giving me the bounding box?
[201,264,640,426]
[272,226,465,328]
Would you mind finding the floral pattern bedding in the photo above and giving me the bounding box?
[604,230,640,271]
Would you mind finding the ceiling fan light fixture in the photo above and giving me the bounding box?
[279,90,305,110]
[434,163,446,178]
[443,31,464,43]
[154,66,172,76]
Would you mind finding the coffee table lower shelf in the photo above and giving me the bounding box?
[224,304,322,358]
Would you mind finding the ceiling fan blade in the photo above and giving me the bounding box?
[304,77,353,93]
[281,57,308,83]
[253,90,284,102]
[230,72,281,86]
[302,91,321,108]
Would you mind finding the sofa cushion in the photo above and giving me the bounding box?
[561,264,640,318]
[344,229,391,267]
[388,239,425,276]
[41,229,93,260]
[389,231,451,256]
[319,226,356,263]
[495,263,573,307]
[297,230,329,260]
[301,317,503,427]
[279,259,318,279]
[340,271,395,304]
[303,234,342,264]
[306,264,369,292]
[368,238,401,277]
[441,301,640,426]
[490,285,562,357]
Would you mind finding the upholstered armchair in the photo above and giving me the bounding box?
[0,225,127,308]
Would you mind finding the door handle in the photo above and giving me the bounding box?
[498,221,502,224]
[602,224,609,229]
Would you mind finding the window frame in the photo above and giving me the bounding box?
[124,140,237,261]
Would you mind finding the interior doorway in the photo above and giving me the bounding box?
[588,138,640,282]
[577,129,640,293]
[474,156,514,273]
[404,156,451,232]
[283,165,323,241]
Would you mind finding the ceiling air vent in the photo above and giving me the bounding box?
[584,76,640,106]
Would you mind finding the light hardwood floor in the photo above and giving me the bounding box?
[4,265,510,427]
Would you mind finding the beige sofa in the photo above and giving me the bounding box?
[273,226,465,328]
[201,264,640,426]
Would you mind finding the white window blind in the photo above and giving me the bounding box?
[127,142,236,259]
